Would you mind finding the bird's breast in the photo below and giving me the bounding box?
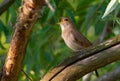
[62,30,82,52]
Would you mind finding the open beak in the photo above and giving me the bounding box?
[58,17,64,24]
[57,17,65,26]
[57,17,61,25]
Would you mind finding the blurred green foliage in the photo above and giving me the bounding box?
[0,0,120,81]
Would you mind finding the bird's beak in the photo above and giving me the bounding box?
[57,17,64,25]
[57,17,65,26]
[57,18,61,25]
[60,17,64,23]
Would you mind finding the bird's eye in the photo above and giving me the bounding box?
[65,18,68,21]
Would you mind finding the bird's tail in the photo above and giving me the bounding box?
[95,70,99,77]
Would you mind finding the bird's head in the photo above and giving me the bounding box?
[58,17,73,30]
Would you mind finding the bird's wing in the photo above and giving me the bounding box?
[72,29,92,48]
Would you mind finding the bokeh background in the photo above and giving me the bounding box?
[0,0,120,81]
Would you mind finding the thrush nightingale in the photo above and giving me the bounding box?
[58,17,98,77]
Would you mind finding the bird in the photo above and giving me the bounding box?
[58,17,92,51]
[58,16,98,77]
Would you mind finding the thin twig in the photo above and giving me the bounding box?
[45,0,55,12]
[21,69,33,81]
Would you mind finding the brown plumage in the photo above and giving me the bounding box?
[59,17,91,52]
[58,17,99,77]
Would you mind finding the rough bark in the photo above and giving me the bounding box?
[41,35,120,81]
[1,0,44,81]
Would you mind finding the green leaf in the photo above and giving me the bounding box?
[102,0,119,18]
[0,31,5,49]
[0,20,8,36]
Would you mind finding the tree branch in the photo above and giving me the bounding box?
[83,21,113,81]
[41,35,120,81]
[45,0,55,12]
[0,0,15,15]
[1,0,44,81]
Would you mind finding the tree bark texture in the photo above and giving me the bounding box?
[1,0,44,81]
[41,35,120,81]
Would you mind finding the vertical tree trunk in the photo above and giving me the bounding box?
[1,0,44,81]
